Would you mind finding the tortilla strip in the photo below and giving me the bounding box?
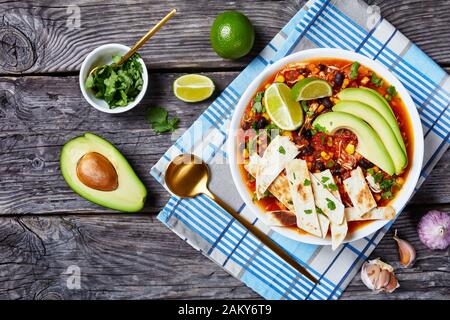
[285,159,322,237]
[317,214,330,239]
[310,172,345,225]
[265,210,297,227]
[345,206,396,221]
[313,170,347,249]
[256,136,299,199]
[245,154,294,211]
[331,219,348,251]
[343,167,377,216]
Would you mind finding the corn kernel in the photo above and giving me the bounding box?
[396,177,405,185]
[243,148,249,159]
[361,76,370,85]
[330,97,340,104]
[321,151,330,160]
[345,143,355,155]
[262,112,270,120]
[282,131,293,138]
[342,78,350,88]
[275,75,285,83]
[317,104,325,113]
[307,162,312,170]
[375,194,381,201]
[297,75,305,80]
[373,166,379,172]
[265,83,270,89]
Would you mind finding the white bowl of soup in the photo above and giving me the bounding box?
[227,48,423,248]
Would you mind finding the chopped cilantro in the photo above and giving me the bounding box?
[320,135,325,145]
[278,146,286,154]
[304,178,311,186]
[304,209,313,214]
[314,123,328,133]
[373,172,384,183]
[367,168,375,175]
[86,53,143,108]
[146,106,179,134]
[350,62,360,80]
[327,183,338,191]
[254,91,264,103]
[381,191,393,200]
[385,95,392,102]
[252,101,263,113]
[327,160,334,168]
[321,176,330,183]
[387,85,397,97]
[316,207,325,215]
[326,198,336,210]
[301,100,309,113]
[371,73,384,87]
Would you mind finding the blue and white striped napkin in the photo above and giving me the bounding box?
[151,0,450,300]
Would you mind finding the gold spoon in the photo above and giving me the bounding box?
[165,154,317,284]
[88,8,177,77]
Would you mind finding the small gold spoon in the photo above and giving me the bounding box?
[88,8,176,77]
[165,154,317,284]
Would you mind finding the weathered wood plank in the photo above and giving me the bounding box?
[0,205,448,299]
[1,0,450,75]
[0,72,449,214]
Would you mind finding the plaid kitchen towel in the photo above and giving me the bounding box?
[151,0,450,300]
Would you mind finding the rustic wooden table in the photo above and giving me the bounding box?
[0,0,448,300]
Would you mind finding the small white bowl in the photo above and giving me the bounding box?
[227,48,424,246]
[79,43,148,114]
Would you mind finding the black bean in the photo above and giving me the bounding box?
[255,117,267,130]
[315,161,326,171]
[319,97,333,109]
[298,145,314,156]
[358,158,373,169]
[242,122,250,130]
[318,64,326,71]
[302,129,313,140]
[334,72,345,87]
[331,166,341,176]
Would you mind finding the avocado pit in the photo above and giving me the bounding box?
[76,152,118,191]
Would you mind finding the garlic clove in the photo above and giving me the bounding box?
[393,229,416,267]
[361,258,400,293]
[384,273,400,293]
[376,269,391,290]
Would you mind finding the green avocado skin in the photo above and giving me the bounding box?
[60,133,147,212]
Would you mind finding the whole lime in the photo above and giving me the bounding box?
[210,11,255,59]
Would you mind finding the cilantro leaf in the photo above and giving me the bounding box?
[146,106,179,134]
[278,146,286,154]
[387,85,397,97]
[304,178,311,186]
[371,73,384,87]
[350,62,360,80]
[326,198,336,210]
[314,123,328,133]
[304,209,313,214]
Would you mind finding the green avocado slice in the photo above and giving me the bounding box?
[60,133,147,212]
[337,87,407,154]
[333,101,407,175]
[313,112,395,175]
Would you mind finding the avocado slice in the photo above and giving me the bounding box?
[313,112,395,175]
[333,101,407,175]
[60,133,147,212]
[337,87,406,154]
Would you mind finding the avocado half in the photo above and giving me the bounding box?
[60,133,147,212]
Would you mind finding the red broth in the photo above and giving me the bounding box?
[238,58,413,235]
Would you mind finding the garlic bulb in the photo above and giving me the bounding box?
[393,229,416,267]
[361,258,400,293]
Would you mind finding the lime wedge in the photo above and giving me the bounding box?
[264,83,303,131]
[173,74,215,102]
[291,77,332,101]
